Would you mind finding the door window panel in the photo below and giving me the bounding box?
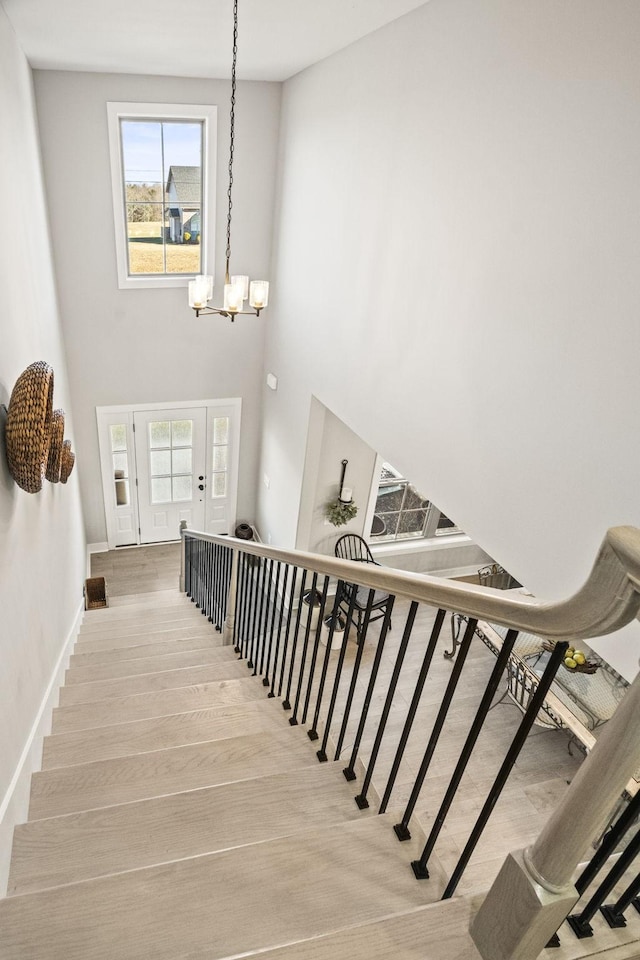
[148,418,195,504]
[211,416,229,500]
[110,424,130,506]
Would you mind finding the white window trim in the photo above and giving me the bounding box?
[107,102,217,290]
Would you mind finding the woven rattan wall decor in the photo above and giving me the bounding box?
[60,440,75,484]
[4,362,76,493]
[45,409,65,483]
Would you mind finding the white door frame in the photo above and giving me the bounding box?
[97,398,242,549]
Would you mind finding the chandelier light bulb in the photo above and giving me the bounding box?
[249,280,269,310]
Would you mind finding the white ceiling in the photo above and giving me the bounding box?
[2,0,429,82]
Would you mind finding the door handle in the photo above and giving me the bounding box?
[198,484,205,491]
[199,476,204,481]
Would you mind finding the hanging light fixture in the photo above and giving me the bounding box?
[188,0,269,321]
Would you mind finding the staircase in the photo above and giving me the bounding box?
[0,586,479,960]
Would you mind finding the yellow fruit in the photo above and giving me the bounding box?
[564,657,577,668]
[573,652,586,665]
[566,648,575,657]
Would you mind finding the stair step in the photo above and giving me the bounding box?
[0,816,443,960]
[60,660,251,705]
[78,610,205,636]
[10,764,370,894]
[51,677,267,735]
[191,900,481,960]
[65,645,237,683]
[30,724,315,818]
[76,617,210,652]
[69,635,220,666]
[82,599,193,624]
[107,589,183,607]
[42,701,278,769]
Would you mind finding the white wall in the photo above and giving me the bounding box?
[0,8,86,894]
[295,397,378,555]
[258,0,640,678]
[34,70,280,544]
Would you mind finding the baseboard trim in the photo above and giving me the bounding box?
[0,598,84,896]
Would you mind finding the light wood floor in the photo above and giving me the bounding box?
[91,542,583,896]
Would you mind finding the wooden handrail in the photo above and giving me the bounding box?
[183,525,640,641]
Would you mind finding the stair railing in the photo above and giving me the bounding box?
[182,524,640,960]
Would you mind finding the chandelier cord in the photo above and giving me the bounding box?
[225,0,238,283]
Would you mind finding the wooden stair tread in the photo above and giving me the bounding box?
[69,635,220,666]
[60,660,251,704]
[0,816,444,960]
[82,600,196,624]
[65,645,237,684]
[10,764,370,894]
[180,900,483,960]
[51,676,266,734]
[75,625,214,651]
[78,614,207,639]
[42,701,281,769]
[30,726,315,818]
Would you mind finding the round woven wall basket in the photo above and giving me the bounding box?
[45,409,65,483]
[5,361,54,493]
[60,440,75,484]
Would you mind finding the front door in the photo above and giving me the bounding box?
[133,407,207,543]
[97,399,241,548]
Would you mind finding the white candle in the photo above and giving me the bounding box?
[340,486,353,503]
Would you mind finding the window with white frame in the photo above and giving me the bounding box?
[369,462,462,542]
[107,102,216,289]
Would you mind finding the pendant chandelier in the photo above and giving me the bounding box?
[188,0,269,321]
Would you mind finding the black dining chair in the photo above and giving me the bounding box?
[334,534,391,642]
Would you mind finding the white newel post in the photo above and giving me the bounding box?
[471,667,640,960]
[222,548,238,646]
[179,520,187,592]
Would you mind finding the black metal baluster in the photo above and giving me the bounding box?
[601,871,640,929]
[307,588,345,742]
[252,557,268,677]
[410,628,519,877]
[441,640,569,899]
[355,601,418,810]
[278,566,299,699]
[235,552,249,656]
[316,586,359,762]
[232,551,245,653]
[576,790,640,895]
[260,559,277,680]
[205,542,213,621]
[270,565,290,698]
[262,561,282,688]
[222,544,232,627]
[283,570,307,710]
[568,827,640,938]
[333,589,376,760]
[342,598,395,778]
[211,543,219,627]
[245,554,259,667]
[185,536,192,598]
[301,575,330,726]
[379,608,447,815]
[290,572,319,724]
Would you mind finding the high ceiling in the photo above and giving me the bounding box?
[2,0,430,82]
